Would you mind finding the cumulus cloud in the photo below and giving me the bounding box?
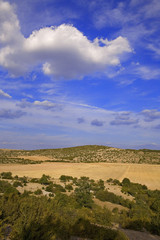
[91,119,104,127]
[0,89,11,98]
[0,109,25,119]
[110,113,138,126]
[0,0,132,79]
[141,109,160,122]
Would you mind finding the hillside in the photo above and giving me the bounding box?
[1,172,160,240]
[0,145,160,164]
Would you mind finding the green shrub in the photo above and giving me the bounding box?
[112,179,121,186]
[49,193,54,197]
[45,183,54,192]
[53,184,66,193]
[13,181,23,188]
[39,174,50,185]
[21,190,32,196]
[1,172,13,179]
[97,179,105,190]
[0,180,19,194]
[30,178,39,183]
[14,175,19,180]
[65,184,73,191]
[122,178,130,187]
[34,189,43,195]
[18,176,28,184]
[107,178,113,183]
[59,175,73,182]
[74,187,93,208]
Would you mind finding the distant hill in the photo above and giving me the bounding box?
[0,145,160,164]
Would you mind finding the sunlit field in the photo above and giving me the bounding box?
[1,162,160,190]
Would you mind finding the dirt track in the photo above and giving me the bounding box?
[0,162,160,189]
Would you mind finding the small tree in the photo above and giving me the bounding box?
[39,174,50,185]
[122,178,130,186]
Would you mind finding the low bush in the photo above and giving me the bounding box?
[34,189,43,195]
[0,180,19,194]
[13,181,23,188]
[1,172,13,179]
[65,184,73,191]
[39,174,51,185]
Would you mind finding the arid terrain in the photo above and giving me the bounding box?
[1,162,160,190]
[1,145,160,240]
[1,145,160,190]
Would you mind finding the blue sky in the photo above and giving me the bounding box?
[0,0,160,150]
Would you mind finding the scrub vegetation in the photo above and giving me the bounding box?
[0,145,160,164]
[0,172,160,240]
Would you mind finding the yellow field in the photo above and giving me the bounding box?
[0,162,160,190]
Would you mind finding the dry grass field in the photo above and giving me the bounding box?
[1,162,160,189]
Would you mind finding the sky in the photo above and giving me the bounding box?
[0,0,160,150]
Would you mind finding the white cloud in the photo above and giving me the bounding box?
[0,89,11,98]
[0,0,132,79]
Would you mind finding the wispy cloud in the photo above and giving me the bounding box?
[148,43,160,56]
[0,89,11,98]
[135,66,160,80]
[92,0,159,47]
